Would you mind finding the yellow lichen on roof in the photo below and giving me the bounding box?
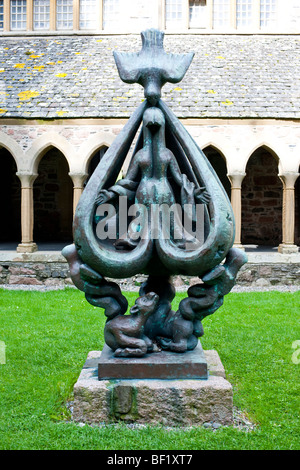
[33,65,45,71]
[18,90,40,101]
[221,99,234,106]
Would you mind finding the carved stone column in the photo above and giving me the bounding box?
[69,173,88,215]
[16,173,38,253]
[227,173,246,250]
[278,172,299,254]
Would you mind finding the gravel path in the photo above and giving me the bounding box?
[0,284,299,293]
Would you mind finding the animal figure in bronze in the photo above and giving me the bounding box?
[104,292,159,357]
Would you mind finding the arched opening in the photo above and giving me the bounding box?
[202,146,231,198]
[85,146,108,186]
[295,167,300,247]
[0,147,21,249]
[34,148,73,245]
[241,146,282,247]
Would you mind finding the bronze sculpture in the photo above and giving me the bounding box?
[62,29,247,363]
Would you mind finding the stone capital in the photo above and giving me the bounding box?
[16,172,38,188]
[279,172,299,189]
[227,172,246,188]
[69,172,88,189]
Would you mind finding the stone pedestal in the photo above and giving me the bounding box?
[72,348,233,427]
[97,342,208,380]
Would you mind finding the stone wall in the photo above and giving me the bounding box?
[0,258,71,288]
[0,252,299,289]
[236,262,300,288]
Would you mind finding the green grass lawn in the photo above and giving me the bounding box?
[0,288,299,450]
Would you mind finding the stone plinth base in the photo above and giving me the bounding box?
[233,243,245,251]
[16,242,38,253]
[72,349,233,427]
[97,343,208,380]
[278,243,299,254]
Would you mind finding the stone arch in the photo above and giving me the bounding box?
[25,132,74,175]
[202,145,231,198]
[241,145,283,247]
[33,146,73,244]
[242,139,284,175]
[78,131,115,175]
[86,146,109,184]
[0,131,23,170]
[0,147,21,247]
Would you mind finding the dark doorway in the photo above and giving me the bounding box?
[84,147,108,188]
[241,147,282,246]
[202,146,231,199]
[0,148,21,246]
[34,148,73,243]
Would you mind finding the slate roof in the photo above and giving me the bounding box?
[0,34,299,119]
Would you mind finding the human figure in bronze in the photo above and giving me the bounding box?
[95,106,210,250]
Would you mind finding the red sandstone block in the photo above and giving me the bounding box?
[8,275,43,285]
[9,266,35,275]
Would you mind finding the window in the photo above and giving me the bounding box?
[103,0,120,30]
[236,0,253,28]
[189,0,208,29]
[10,0,27,30]
[165,0,183,29]
[79,0,97,30]
[0,0,282,33]
[33,0,50,30]
[260,0,276,28]
[56,0,73,30]
[213,0,230,28]
[0,0,3,30]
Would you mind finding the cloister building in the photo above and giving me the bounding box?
[0,0,299,287]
